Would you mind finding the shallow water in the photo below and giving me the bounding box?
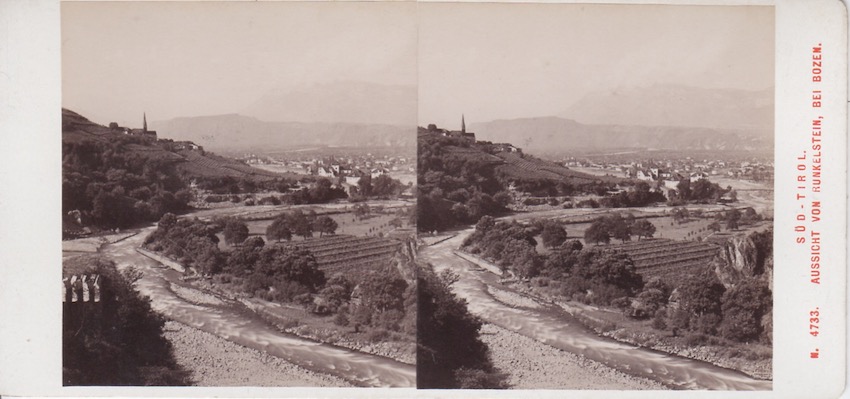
[102,231,415,388]
[421,232,772,391]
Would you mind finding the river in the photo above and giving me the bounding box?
[419,231,772,390]
[100,228,415,388]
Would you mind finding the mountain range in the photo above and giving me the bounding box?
[560,84,773,131]
[242,81,416,126]
[151,114,415,153]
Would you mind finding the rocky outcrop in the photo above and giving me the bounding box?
[714,229,773,289]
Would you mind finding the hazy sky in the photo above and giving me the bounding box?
[63,2,774,129]
[62,1,417,127]
[419,3,774,128]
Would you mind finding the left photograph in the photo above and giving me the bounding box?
[61,1,417,387]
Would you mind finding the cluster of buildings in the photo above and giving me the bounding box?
[110,113,157,140]
[564,155,774,184]
[424,115,477,142]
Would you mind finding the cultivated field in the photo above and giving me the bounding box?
[276,234,402,277]
[609,238,719,282]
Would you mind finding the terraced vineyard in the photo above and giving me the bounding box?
[177,150,281,179]
[610,238,720,282]
[281,235,402,279]
[495,152,618,183]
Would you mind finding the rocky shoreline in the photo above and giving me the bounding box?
[163,321,352,387]
[479,323,665,390]
[171,277,416,365]
[556,301,773,380]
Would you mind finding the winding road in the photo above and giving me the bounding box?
[419,229,772,390]
[100,228,416,388]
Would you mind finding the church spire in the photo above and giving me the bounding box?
[143,112,148,132]
[461,114,466,133]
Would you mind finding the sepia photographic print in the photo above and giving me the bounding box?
[0,0,846,397]
[416,3,775,390]
[61,1,417,388]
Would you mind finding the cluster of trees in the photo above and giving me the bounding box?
[599,181,667,208]
[317,265,416,336]
[63,137,192,231]
[669,178,727,204]
[418,133,511,232]
[282,178,348,205]
[583,214,657,245]
[670,206,763,232]
[144,214,224,275]
[144,214,415,337]
[145,215,326,301]
[63,255,190,385]
[463,217,645,305]
[645,270,772,344]
[353,174,406,198]
[193,176,295,195]
[265,210,339,242]
[417,266,507,388]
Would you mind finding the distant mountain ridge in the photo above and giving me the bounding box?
[150,113,416,152]
[561,84,773,131]
[470,116,773,154]
[243,81,417,126]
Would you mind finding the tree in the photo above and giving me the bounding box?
[632,219,656,240]
[314,215,339,237]
[315,274,353,314]
[63,255,190,385]
[677,269,726,329]
[475,215,496,234]
[265,216,292,242]
[725,209,742,231]
[223,219,249,246]
[609,216,632,243]
[357,174,372,197]
[719,278,772,342]
[288,211,314,239]
[707,221,722,232]
[672,207,689,224]
[157,212,177,230]
[372,174,401,196]
[584,218,610,245]
[255,246,325,292]
[541,223,568,248]
[417,266,506,389]
[353,203,371,220]
[676,179,691,201]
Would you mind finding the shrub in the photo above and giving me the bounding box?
[334,312,350,327]
[372,309,405,331]
[652,309,668,330]
[366,328,391,342]
[685,333,709,346]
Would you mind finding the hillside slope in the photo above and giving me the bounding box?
[62,108,284,232]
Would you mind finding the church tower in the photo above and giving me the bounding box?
[461,114,466,133]
[143,112,148,132]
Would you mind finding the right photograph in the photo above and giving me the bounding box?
[416,3,774,390]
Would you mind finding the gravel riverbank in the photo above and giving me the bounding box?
[479,323,666,390]
[163,321,352,387]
